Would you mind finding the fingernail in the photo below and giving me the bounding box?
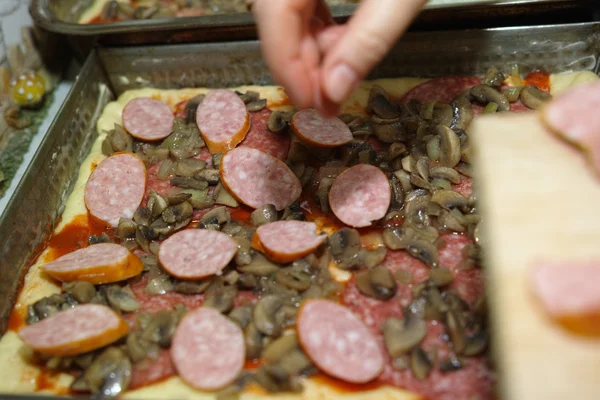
[325,63,358,104]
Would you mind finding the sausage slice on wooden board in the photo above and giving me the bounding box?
[220,147,301,210]
[329,164,391,227]
[84,152,146,228]
[297,299,384,383]
[291,109,353,147]
[171,307,245,390]
[158,229,238,279]
[18,304,129,356]
[122,97,174,141]
[256,221,326,263]
[41,243,143,284]
[541,80,600,175]
[196,89,250,153]
[531,262,600,336]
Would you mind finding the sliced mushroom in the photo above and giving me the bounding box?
[268,111,295,133]
[247,99,267,112]
[184,94,205,124]
[367,85,401,119]
[382,308,426,358]
[174,279,211,294]
[170,176,209,191]
[445,310,467,355]
[228,305,254,330]
[105,285,140,313]
[69,282,97,304]
[450,97,474,131]
[175,159,206,177]
[520,86,552,110]
[84,347,132,395]
[196,168,221,185]
[204,281,237,314]
[140,310,178,348]
[250,204,279,226]
[431,190,468,210]
[275,268,312,292]
[503,87,521,103]
[254,295,284,337]
[162,201,193,224]
[245,322,263,359]
[436,125,461,168]
[263,333,299,363]
[359,247,387,268]
[410,347,432,381]
[470,84,510,112]
[429,268,454,287]
[439,355,463,372]
[355,266,397,300]
[406,239,439,268]
[198,206,230,229]
[238,253,280,276]
[482,66,505,88]
[463,331,488,356]
[430,166,461,184]
[101,0,119,19]
[374,120,404,143]
[329,228,361,269]
[214,183,239,208]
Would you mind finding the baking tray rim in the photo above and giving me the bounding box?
[30,0,584,36]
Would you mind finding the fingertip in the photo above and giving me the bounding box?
[322,63,360,105]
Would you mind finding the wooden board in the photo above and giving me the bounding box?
[469,112,600,400]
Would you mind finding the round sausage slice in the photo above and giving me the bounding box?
[297,299,384,383]
[291,109,353,147]
[19,304,129,356]
[220,147,301,210]
[541,80,600,174]
[122,97,174,141]
[256,221,326,263]
[532,262,600,336]
[158,229,237,279]
[85,153,146,228]
[171,307,245,390]
[196,89,250,154]
[41,243,144,284]
[329,164,391,227]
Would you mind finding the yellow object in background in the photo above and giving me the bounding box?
[10,70,45,108]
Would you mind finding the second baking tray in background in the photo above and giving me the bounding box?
[30,0,598,60]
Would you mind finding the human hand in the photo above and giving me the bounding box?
[253,0,428,116]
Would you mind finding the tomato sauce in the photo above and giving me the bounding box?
[524,71,551,93]
[44,215,110,263]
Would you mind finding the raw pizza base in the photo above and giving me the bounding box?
[0,72,592,398]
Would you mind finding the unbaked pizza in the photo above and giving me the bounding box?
[0,68,595,399]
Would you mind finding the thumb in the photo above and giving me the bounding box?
[320,0,428,104]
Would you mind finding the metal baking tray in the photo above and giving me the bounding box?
[0,21,599,398]
[30,0,597,60]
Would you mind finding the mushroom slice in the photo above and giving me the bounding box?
[470,84,510,111]
[520,86,552,110]
[355,266,397,300]
[237,253,280,276]
[367,85,401,119]
[430,166,461,184]
[431,190,468,210]
[268,111,295,133]
[250,204,279,226]
[263,333,299,364]
[253,295,284,337]
[84,347,132,395]
[410,347,432,381]
[407,239,439,268]
[382,308,426,358]
[436,125,461,168]
[329,228,361,269]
